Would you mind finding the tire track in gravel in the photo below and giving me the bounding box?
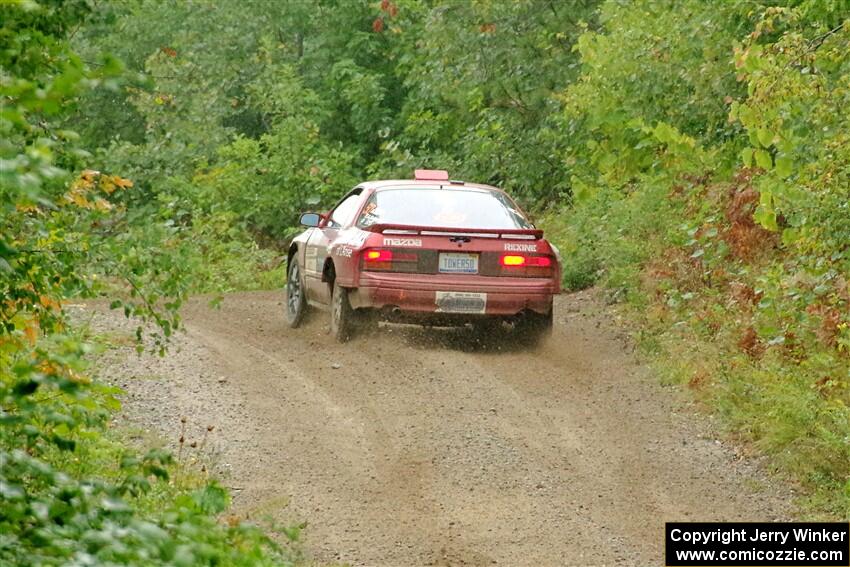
[88,289,794,566]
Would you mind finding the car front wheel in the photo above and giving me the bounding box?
[285,260,307,328]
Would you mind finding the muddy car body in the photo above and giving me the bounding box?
[286,170,561,341]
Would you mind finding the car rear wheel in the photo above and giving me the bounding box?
[330,281,355,342]
[516,306,553,345]
[472,318,505,341]
[285,260,307,328]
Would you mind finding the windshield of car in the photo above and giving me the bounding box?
[356,188,531,229]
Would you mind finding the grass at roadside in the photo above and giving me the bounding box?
[181,213,287,294]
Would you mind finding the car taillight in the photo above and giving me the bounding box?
[499,254,552,267]
[500,255,525,266]
[365,249,393,262]
[362,248,418,271]
[498,254,553,276]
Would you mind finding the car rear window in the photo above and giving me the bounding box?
[356,188,531,230]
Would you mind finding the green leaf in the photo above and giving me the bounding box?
[748,129,761,148]
[753,204,778,231]
[754,149,772,169]
[653,122,675,144]
[775,155,793,178]
[756,128,774,147]
[740,147,754,167]
[781,228,799,246]
[571,176,596,204]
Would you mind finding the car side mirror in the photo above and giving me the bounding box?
[299,212,322,227]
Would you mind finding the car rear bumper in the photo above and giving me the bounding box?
[348,272,557,316]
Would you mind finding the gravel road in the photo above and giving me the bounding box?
[84,289,793,566]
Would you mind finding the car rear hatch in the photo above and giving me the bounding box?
[360,224,556,278]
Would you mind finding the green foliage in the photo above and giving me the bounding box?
[731,7,850,268]
[192,54,359,238]
[384,0,598,202]
[66,0,363,255]
[1,2,298,564]
[67,0,601,231]
[542,0,849,517]
[0,334,289,565]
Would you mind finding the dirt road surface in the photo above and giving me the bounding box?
[86,290,793,566]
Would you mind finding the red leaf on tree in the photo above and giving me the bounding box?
[372,18,384,33]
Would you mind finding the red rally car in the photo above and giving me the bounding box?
[285,169,561,342]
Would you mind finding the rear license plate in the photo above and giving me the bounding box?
[435,291,487,314]
[438,253,479,274]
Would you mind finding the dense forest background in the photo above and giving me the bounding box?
[2,0,848,563]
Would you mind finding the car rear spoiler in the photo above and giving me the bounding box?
[366,223,543,239]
